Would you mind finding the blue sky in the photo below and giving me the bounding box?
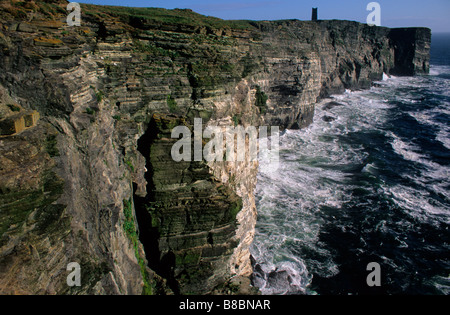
[75,0,450,33]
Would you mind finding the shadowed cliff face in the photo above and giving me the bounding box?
[0,1,430,294]
[134,114,243,294]
[389,28,431,76]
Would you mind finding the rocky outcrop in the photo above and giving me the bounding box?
[134,113,243,294]
[389,27,431,76]
[0,109,39,136]
[0,1,430,295]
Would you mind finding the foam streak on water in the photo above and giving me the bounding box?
[251,64,450,295]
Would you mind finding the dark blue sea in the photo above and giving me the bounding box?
[251,33,450,295]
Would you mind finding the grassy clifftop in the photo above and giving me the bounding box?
[0,0,255,30]
[82,4,255,30]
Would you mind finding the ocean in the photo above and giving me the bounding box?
[251,33,450,295]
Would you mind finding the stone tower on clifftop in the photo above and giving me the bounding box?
[312,8,318,21]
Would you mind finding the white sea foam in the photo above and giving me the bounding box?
[436,129,450,150]
[409,109,450,150]
[253,99,368,293]
[386,184,450,225]
[252,67,450,294]
[429,68,440,76]
[389,132,429,164]
[429,64,450,76]
[387,128,450,212]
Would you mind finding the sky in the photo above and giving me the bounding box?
[74,0,450,33]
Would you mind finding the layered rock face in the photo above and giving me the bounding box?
[0,1,430,294]
[134,114,244,294]
[389,28,431,76]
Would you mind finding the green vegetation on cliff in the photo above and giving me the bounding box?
[83,5,254,31]
[123,198,154,295]
[255,86,268,114]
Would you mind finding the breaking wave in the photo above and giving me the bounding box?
[251,63,450,295]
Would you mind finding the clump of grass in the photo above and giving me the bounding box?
[7,104,21,112]
[232,114,241,127]
[255,86,268,114]
[125,159,134,172]
[85,107,96,115]
[96,90,104,103]
[166,95,178,113]
[45,134,60,157]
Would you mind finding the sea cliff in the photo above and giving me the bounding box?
[0,0,430,294]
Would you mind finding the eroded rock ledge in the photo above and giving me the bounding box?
[0,1,430,294]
